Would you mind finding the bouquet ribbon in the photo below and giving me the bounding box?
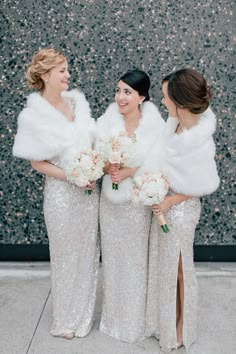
[155,212,170,233]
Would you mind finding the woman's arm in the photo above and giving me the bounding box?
[152,194,192,213]
[31,160,67,181]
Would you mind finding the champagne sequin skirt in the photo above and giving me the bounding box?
[43,176,99,337]
[146,197,201,352]
[99,192,152,343]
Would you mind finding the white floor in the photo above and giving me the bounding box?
[0,262,235,354]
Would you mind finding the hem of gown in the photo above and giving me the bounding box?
[159,336,197,353]
[145,331,160,340]
[50,321,94,338]
[99,325,146,344]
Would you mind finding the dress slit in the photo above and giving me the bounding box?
[176,251,185,346]
[146,198,201,352]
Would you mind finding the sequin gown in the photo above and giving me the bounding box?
[146,196,201,351]
[43,96,99,337]
[96,101,164,343]
[99,195,152,342]
[44,166,99,337]
[143,109,220,352]
[13,90,100,337]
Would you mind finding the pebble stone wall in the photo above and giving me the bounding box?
[1,0,235,245]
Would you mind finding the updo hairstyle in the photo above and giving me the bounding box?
[26,48,66,91]
[119,69,151,102]
[162,68,213,114]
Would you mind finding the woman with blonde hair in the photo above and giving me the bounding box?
[13,48,99,339]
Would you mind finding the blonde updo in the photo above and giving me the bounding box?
[26,48,66,91]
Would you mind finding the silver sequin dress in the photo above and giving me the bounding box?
[145,111,219,352]
[99,194,152,342]
[146,197,201,352]
[13,90,99,338]
[44,171,99,337]
[96,101,164,343]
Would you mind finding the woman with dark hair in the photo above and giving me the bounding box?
[96,69,165,342]
[145,68,219,351]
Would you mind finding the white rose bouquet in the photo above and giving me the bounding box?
[132,172,170,233]
[66,149,105,195]
[100,130,136,190]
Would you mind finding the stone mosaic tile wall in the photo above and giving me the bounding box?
[1,0,235,245]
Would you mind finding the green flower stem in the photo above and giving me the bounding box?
[85,189,93,195]
[161,224,170,233]
[112,183,119,190]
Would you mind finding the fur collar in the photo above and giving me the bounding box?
[25,89,91,126]
[97,101,165,203]
[13,89,95,164]
[141,107,220,196]
[99,101,164,137]
[162,108,220,196]
[166,108,217,155]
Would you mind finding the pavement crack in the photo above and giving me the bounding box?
[26,288,51,354]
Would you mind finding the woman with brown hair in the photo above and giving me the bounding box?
[13,48,99,339]
[145,68,219,351]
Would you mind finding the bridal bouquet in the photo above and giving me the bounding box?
[132,172,170,233]
[100,131,136,190]
[66,149,105,195]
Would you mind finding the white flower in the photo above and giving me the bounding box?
[133,176,143,188]
[99,131,135,167]
[75,174,90,187]
[109,151,121,164]
[131,172,169,206]
[65,149,105,187]
[79,154,93,170]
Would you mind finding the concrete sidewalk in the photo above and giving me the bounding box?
[0,262,235,354]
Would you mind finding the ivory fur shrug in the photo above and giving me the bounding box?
[96,101,165,203]
[13,89,96,168]
[145,107,220,196]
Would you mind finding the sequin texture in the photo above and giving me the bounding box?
[44,175,99,337]
[99,192,152,343]
[146,197,201,352]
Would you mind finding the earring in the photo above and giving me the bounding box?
[44,79,48,83]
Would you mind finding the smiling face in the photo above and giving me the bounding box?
[41,60,70,93]
[161,81,178,117]
[115,80,144,116]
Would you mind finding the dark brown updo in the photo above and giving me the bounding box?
[26,48,66,91]
[162,68,213,114]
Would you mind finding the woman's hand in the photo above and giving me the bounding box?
[103,162,120,175]
[152,196,173,214]
[83,180,96,190]
[152,194,192,214]
[111,167,138,184]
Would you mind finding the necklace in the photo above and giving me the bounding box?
[130,132,137,143]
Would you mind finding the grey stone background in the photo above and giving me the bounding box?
[1,0,235,245]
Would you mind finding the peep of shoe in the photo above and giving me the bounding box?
[176,341,183,349]
[63,332,74,340]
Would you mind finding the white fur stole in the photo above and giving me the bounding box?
[96,101,165,203]
[13,90,95,167]
[156,108,220,196]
